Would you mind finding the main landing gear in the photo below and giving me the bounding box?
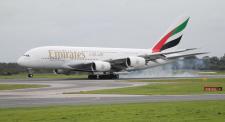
[88,74,119,80]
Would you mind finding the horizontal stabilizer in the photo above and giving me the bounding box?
[150,48,197,55]
[140,48,198,61]
[167,52,209,59]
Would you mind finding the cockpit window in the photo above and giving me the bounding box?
[24,54,30,57]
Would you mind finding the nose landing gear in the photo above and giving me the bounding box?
[27,68,34,78]
[27,74,33,78]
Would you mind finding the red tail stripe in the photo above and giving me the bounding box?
[152,31,173,53]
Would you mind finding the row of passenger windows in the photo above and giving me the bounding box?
[42,57,98,60]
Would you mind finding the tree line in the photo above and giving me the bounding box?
[0,63,52,75]
[0,54,225,75]
[171,54,225,70]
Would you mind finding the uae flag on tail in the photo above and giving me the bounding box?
[152,16,190,53]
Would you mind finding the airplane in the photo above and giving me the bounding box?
[17,16,207,79]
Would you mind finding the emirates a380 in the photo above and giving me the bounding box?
[17,16,206,79]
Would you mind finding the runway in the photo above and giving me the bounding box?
[0,77,225,108]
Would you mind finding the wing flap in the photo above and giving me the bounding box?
[140,48,197,61]
[167,52,209,60]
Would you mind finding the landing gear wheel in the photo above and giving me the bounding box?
[28,74,33,78]
[88,74,119,80]
[27,68,34,78]
[114,74,119,79]
[111,74,119,79]
[88,75,98,79]
[99,74,119,79]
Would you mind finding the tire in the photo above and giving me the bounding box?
[99,74,119,79]
[88,75,98,79]
[27,74,33,78]
[99,75,109,79]
[114,74,119,79]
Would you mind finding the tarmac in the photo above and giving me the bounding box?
[0,76,225,108]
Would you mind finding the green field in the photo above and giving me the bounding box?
[198,71,225,75]
[0,73,87,79]
[0,84,48,90]
[0,100,225,122]
[74,78,225,95]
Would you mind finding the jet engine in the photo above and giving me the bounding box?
[91,61,111,72]
[126,56,146,67]
[53,69,71,75]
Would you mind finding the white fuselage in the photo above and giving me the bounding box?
[16,16,196,78]
[17,46,166,71]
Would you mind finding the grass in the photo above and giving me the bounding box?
[0,84,48,90]
[0,73,87,79]
[75,78,225,95]
[0,100,225,122]
[197,71,225,75]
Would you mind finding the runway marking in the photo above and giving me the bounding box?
[0,77,225,108]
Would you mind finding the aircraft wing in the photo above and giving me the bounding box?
[107,49,207,71]
[67,48,207,72]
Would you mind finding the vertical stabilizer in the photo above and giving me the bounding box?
[152,16,190,53]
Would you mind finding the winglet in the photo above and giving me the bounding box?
[152,16,190,53]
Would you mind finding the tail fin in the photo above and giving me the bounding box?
[152,16,190,53]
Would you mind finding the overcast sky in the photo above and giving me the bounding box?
[0,0,225,62]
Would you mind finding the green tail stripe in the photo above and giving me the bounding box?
[172,18,189,36]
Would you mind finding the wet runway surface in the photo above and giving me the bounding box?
[0,76,225,108]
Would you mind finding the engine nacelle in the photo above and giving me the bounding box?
[126,56,146,67]
[92,61,111,72]
[53,69,71,75]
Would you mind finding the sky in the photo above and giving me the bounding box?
[0,0,225,62]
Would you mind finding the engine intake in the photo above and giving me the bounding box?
[126,56,146,67]
[92,61,111,72]
[53,69,71,75]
